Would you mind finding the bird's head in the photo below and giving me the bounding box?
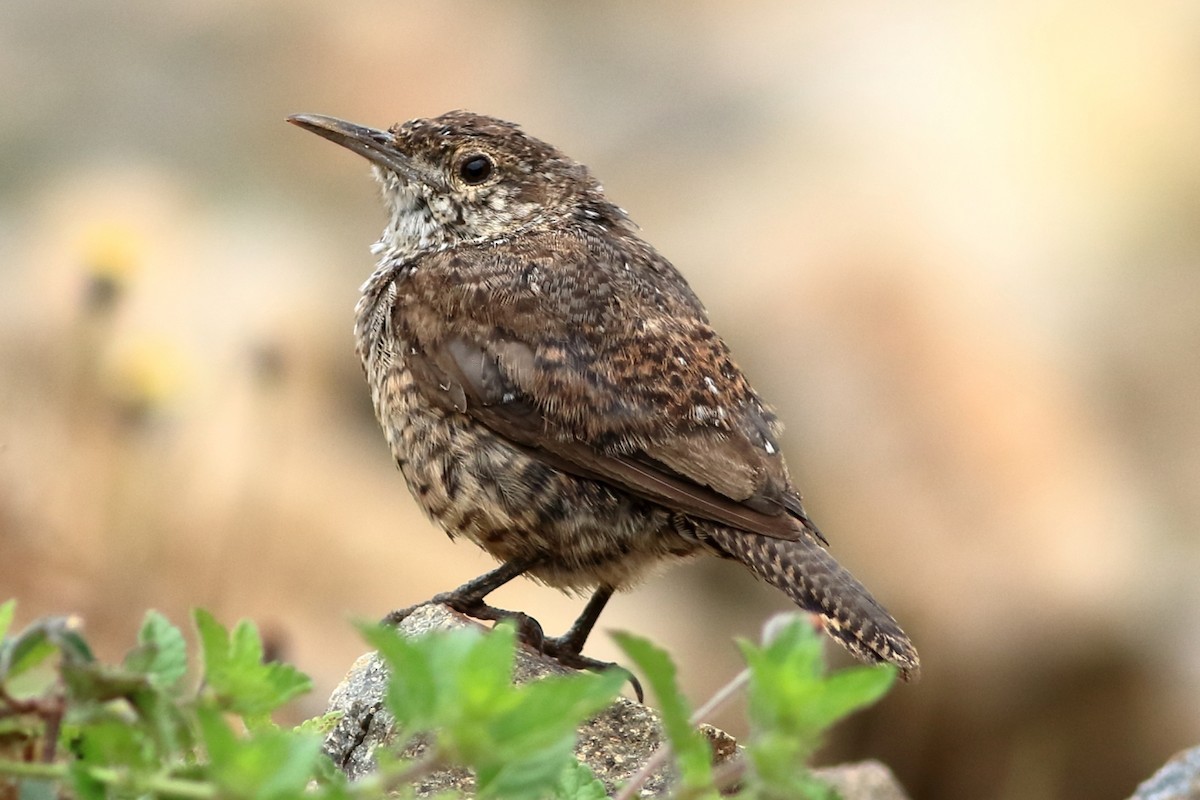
[289,110,622,258]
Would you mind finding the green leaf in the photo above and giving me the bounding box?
[0,599,15,642]
[55,626,96,667]
[0,615,95,698]
[195,609,231,677]
[2,628,57,684]
[196,705,238,765]
[739,619,895,743]
[198,705,325,800]
[363,620,623,800]
[60,659,151,704]
[738,616,895,796]
[124,611,187,689]
[194,609,312,719]
[474,669,624,799]
[612,631,714,794]
[294,710,344,737]
[455,622,518,715]
[66,761,106,800]
[244,731,324,800]
[362,620,522,738]
[554,759,609,800]
[3,615,96,678]
[485,670,625,759]
[74,717,157,773]
[359,622,443,732]
[57,652,193,765]
[810,664,896,729]
[476,738,577,800]
[229,619,266,671]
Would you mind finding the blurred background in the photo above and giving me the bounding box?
[1,1,1198,797]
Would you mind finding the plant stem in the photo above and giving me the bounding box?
[85,767,218,799]
[689,668,749,724]
[1,762,218,800]
[614,668,750,800]
[0,759,66,780]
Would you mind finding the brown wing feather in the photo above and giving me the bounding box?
[418,335,804,539]
[394,230,817,542]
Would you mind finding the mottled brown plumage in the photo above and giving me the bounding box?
[289,110,919,680]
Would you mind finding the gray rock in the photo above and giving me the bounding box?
[814,760,912,800]
[1128,747,1200,800]
[323,604,731,796]
[322,603,908,799]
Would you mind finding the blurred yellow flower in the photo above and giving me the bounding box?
[100,337,188,416]
[77,222,145,313]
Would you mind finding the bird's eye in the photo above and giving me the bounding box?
[458,154,494,185]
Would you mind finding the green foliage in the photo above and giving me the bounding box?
[1,611,93,700]
[0,600,16,644]
[194,609,311,726]
[0,601,898,800]
[196,706,327,800]
[608,616,896,800]
[124,611,188,689]
[0,603,333,800]
[610,632,715,797]
[555,760,609,800]
[361,621,624,800]
[736,617,897,800]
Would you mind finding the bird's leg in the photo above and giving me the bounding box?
[540,584,613,657]
[389,574,643,701]
[538,586,645,702]
[384,558,545,646]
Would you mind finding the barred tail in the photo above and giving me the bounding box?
[705,527,920,680]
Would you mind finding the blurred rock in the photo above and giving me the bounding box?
[813,761,911,800]
[1128,747,1200,800]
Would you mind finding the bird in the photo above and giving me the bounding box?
[288,110,919,683]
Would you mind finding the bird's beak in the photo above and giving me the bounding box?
[287,113,427,185]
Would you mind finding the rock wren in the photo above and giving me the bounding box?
[288,110,919,681]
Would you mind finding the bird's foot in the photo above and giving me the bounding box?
[384,595,546,646]
[538,634,644,703]
[385,603,642,701]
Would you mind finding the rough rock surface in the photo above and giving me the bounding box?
[322,603,909,799]
[1128,747,1200,800]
